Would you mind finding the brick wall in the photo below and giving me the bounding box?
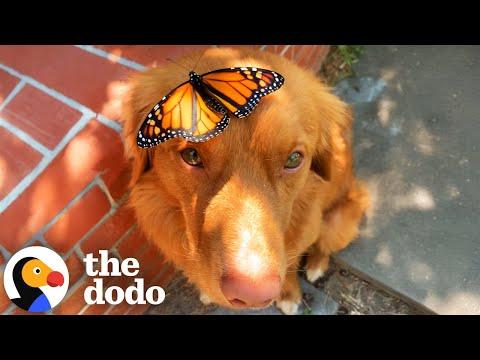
[0,45,330,315]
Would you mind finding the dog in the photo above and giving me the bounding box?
[121,47,370,314]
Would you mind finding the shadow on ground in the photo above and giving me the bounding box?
[336,45,480,314]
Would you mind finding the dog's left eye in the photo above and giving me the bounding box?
[284,151,304,169]
[180,148,203,167]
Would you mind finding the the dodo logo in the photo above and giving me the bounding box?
[3,246,69,312]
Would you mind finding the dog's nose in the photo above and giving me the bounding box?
[221,270,281,308]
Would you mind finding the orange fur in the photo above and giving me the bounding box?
[121,47,370,309]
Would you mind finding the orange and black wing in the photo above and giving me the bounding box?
[201,67,284,118]
[137,82,230,148]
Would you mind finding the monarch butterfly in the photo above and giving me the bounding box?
[137,67,285,148]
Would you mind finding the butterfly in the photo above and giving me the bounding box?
[137,67,285,148]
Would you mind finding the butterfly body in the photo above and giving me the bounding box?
[137,67,284,148]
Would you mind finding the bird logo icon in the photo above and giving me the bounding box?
[3,246,69,313]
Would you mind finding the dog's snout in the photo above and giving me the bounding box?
[221,269,281,308]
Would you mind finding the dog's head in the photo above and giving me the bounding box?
[122,47,351,309]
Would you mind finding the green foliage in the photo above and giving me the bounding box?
[302,307,313,315]
[336,45,365,67]
[319,45,365,86]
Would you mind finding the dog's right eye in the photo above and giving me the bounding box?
[180,148,203,167]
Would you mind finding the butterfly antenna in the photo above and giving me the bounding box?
[165,57,190,71]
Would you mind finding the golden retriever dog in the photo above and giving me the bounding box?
[122,47,369,314]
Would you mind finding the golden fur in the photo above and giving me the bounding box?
[122,47,370,313]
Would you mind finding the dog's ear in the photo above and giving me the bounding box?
[122,68,169,187]
[309,79,352,182]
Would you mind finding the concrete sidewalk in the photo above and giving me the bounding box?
[336,45,480,315]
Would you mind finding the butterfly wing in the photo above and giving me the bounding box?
[137,82,230,148]
[201,67,285,118]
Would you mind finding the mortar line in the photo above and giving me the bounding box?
[0,245,11,262]
[60,273,89,303]
[95,176,117,208]
[279,45,291,57]
[0,62,120,128]
[60,180,130,261]
[111,224,137,253]
[0,63,126,214]
[0,62,125,213]
[2,304,17,315]
[102,275,138,315]
[103,303,116,315]
[109,247,122,260]
[0,117,51,156]
[77,302,91,315]
[74,246,85,261]
[0,111,93,212]
[0,79,25,112]
[0,63,95,115]
[75,45,146,72]
[28,177,100,257]
[123,264,170,315]
[63,206,117,259]
[34,235,48,246]
[96,113,123,133]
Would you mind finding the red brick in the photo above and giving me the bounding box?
[315,45,331,71]
[11,306,45,315]
[260,45,273,53]
[12,301,51,315]
[117,228,147,259]
[106,299,131,315]
[125,303,151,315]
[82,300,110,315]
[65,252,85,286]
[0,127,42,199]
[99,138,130,202]
[126,264,175,315]
[82,276,129,315]
[271,45,284,55]
[106,277,141,315]
[1,85,82,150]
[0,120,124,253]
[135,244,168,284]
[0,69,19,106]
[282,45,298,61]
[296,46,319,69]
[44,186,111,253]
[81,204,135,255]
[0,272,11,313]
[263,45,292,55]
[53,279,90,315]
[97,45,211,68]
[290,45,308,62]
[217,45,257,52]
[103,163,131,201]
[306,46,326,72]
[0,46,132,117]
